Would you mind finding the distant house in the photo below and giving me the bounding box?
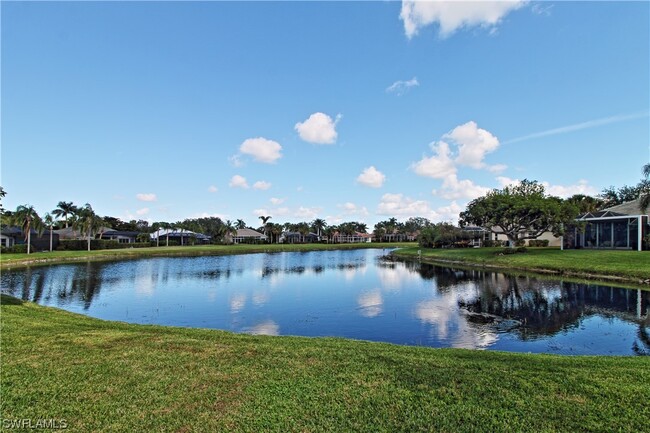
[331,232,372,243]
[228,228,267,244]
[54,226,139,243]
[1,227,59,250]
[565,198,649,251]
[461,226,491,247]
[100,230,140,244]
[279,232,319,244]
[151,229,211,244]
[489,228,562,247]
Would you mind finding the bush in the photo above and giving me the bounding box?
[1,244,28,254]
[500,246,527,255]
[57,240,153,251]
[528,239,550,247]
[483,240,507,247]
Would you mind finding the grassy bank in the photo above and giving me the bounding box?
[393,247,650,284]
[1,295,648,432]
[0,242,415,270]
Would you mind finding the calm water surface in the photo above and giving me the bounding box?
[2,249,648,355]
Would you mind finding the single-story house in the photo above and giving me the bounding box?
[331,232,372,243]
[565,198,649,251]
[228,228,267,244]
[279,231,319,243]
[461,226,491,247]
[100,230,140,244]
[151,229,211,244]
[1,227,59,250]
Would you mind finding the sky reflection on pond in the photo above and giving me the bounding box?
[1,249,648,355]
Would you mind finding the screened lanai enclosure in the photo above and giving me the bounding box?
[565,199,649,251]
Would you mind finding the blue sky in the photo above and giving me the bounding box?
[2,1,649,228]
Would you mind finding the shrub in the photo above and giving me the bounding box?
[500,246,527,255]
[1,244,28,254]
[57,240,153,251]
[528,239,550,247]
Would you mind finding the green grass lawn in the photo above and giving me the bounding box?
[393,247,650,283]
[1,295,649,432]
[0,242,415,270]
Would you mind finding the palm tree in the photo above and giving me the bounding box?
[311,218,327,239]
[74,204,104,252]
[259,215,272,242]
[52,201,78,228]
[0,186,6,214]
[641,163,650,212]
[12,205,44,254]
[42,213,55,252]
[223,220,237,244]
[235,219,247,230]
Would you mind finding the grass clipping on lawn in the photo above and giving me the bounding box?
[2,295,649,432]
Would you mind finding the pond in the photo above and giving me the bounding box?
[1,249,649,355]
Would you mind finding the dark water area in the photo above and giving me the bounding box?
[2,249,648,355]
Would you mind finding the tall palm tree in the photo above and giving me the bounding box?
[223,220,237,244]
[641,163,650,212]
[259,215,272,242]
[235,219,247,230]
[52,201,78,228]
[43,213,55,252]
[74,204,104,252]
[12,205,43,254]
[311,218,327,239]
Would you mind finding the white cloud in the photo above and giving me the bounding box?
[229,154,244,167]
[435,175,490,200]
[136,207,150,216]
[356,166,386,188]
[270,197,285,205]
[400,0,526,39]
[239,137,282,164]
[411,141,457,179]
[445,121,500,169]
[253,181,272,191]
[208,185,218,193]
[543,180,598,198]
[496,176,598,198]
[253,208,269,217]
[295,112,341,145]
[386,77,419,96]
[377,193,436,219]
[229,175,249,189]
[338,202,370,217]
[486,163,508,174]
[503,111,649,145]
[377,193,463,223]
[294,206,321,220]
[136,193,157,202]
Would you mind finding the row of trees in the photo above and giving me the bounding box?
[1,164,647,253]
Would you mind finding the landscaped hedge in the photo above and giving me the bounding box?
[1,244,28,254]
[482,240,507,247]
[57,240,153,251]
[528,239,550,247]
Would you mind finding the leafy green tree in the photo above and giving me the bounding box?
[74,204,105,252]
[52,201,78,228]
[566,194,605,213]
[459,180,578,247]
[11,205,43,254]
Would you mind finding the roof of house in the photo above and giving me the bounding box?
[151,229,210,240]
[578,198,648,219]
[234,228,267,238]
[603,198,648,216]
